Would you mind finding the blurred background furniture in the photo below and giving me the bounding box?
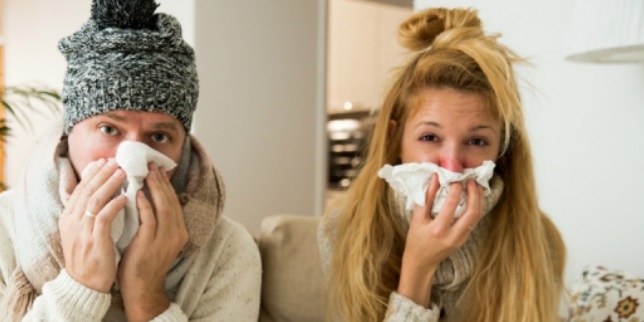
[256,214,644,322]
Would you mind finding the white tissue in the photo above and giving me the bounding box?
[377,161,495,218]
[81,141,177,263]
[113,141,176,254]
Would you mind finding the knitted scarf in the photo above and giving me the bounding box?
[393,176,504,312]
[1,123,225,320]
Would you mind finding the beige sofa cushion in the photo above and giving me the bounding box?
[258,214,327,322]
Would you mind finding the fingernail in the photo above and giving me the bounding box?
[113,169,123,177]
[96,158,106,166]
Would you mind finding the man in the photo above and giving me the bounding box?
[0,0,261,320]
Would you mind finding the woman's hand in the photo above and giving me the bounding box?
[118,163,189,322]
[59,158,127,293]
[397,175,484,307]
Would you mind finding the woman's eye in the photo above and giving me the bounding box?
[151,133,169,143]
[100,125,118,136]
[469,138,488,146]
[420,134,439,142]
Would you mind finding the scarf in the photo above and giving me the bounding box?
[393,176,504,307]
[1,122,225,320]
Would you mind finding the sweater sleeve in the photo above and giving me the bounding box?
[150,303,188,321]
[317,207,441,322]
[1,191,110,322]
[317,206,341,275]
[172,217,262,322]
[22,270,111,322]
[384,292,440,322]
[125,217,261,322]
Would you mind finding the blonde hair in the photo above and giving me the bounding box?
[327,7,566,322]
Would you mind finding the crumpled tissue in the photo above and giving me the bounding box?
[81,141,176,263]
[377,161,495,218]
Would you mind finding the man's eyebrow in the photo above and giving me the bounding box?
[152,122,181,132]
[104,113,128,122]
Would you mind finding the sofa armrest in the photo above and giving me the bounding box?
[258,214,327,322]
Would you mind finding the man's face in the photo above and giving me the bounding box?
[67,110,187,178]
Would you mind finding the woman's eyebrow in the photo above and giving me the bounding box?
[414,121,441,130]
[469,125,498,134]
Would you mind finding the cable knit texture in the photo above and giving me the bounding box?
[59,0,199,133]
[318,177,504,321]
[0,123,261,321]
[384,292,440,322]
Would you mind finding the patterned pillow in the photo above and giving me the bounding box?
[568,265,644,321]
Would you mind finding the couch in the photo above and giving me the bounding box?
[258,214,327,322]
[257,214,644,322]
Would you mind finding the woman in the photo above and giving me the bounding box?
[0,0,261,320]
[318,7,566,322]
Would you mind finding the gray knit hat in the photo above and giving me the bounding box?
[59,0,198,133]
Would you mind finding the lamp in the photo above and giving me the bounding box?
[565,0,644,63]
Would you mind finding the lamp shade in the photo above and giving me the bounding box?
[565,0,644,63]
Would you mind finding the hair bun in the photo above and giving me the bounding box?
[398,8,482,52]
[91,0,159,30]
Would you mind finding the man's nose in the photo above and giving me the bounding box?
[123,133,145,142]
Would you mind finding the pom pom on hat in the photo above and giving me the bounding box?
[60,0,199,133]
[91,0,159,30]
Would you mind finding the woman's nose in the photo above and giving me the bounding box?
[438,145,464,173]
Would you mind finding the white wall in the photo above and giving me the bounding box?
[416,0,644,283]
[2,0,194,188]
[193,1,326,234]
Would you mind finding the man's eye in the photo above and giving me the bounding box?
[100,125,118,136]
[152,133,169,143]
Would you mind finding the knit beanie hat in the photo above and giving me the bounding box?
[58,0,198,133]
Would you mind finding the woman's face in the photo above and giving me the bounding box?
[399,87,501,172]
[67,110,186,178]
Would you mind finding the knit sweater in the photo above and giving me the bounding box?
[0,189,262,321]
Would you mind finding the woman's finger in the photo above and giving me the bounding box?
[454,180,484,234]
[434,181,462,229]
[411,174,439,226]
[425,174,440,217]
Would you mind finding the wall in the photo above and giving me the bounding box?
[193,1,326,233]
[415,0,644,283]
